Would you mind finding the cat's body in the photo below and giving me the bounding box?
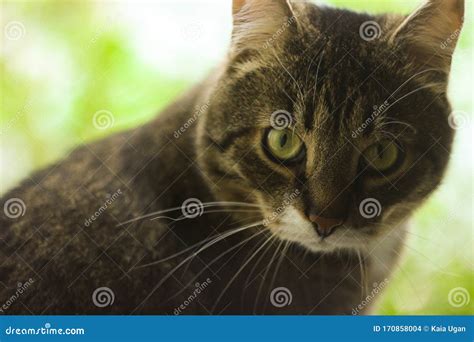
[1,83,396,314]
[0,0,463,314]
[0,84,384,314]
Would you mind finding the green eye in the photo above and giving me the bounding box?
[265,129,304,162]
[363,140,401,172]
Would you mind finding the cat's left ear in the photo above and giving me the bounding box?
[231,0,298,55]
[390,0,464,72]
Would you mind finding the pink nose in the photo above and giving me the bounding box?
[308,215,344,238]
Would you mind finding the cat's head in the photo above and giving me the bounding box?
[197,0,464,253]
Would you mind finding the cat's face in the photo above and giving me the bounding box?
[198,0,463,253]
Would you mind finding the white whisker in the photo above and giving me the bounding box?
[312,51,325,109]
[211,234,275,313]
[384,68,439,102]
[131,221,264,313]
[135,220,263,270]
[244,234,277,288]
[379,83,440,117]
[378,120,417,134]
[253,238,282,314]
[117,201,266,227]
[167,229,266,302]
[132,217,261,269]
[263,240,289,313]
[149,208,262,222]
[271,50,305,102]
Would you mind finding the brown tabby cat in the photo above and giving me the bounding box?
[0,0,464,314]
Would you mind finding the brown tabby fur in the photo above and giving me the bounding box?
[0,0,463,314]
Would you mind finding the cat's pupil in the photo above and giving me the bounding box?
[377,144,384,159]
[280,133,288,147]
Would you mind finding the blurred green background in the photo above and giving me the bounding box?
[1,0,472,314]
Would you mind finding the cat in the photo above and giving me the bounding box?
[0,0,464,315]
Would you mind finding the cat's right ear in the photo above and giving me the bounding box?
[390,0,464,73]
[231,0,298,55]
